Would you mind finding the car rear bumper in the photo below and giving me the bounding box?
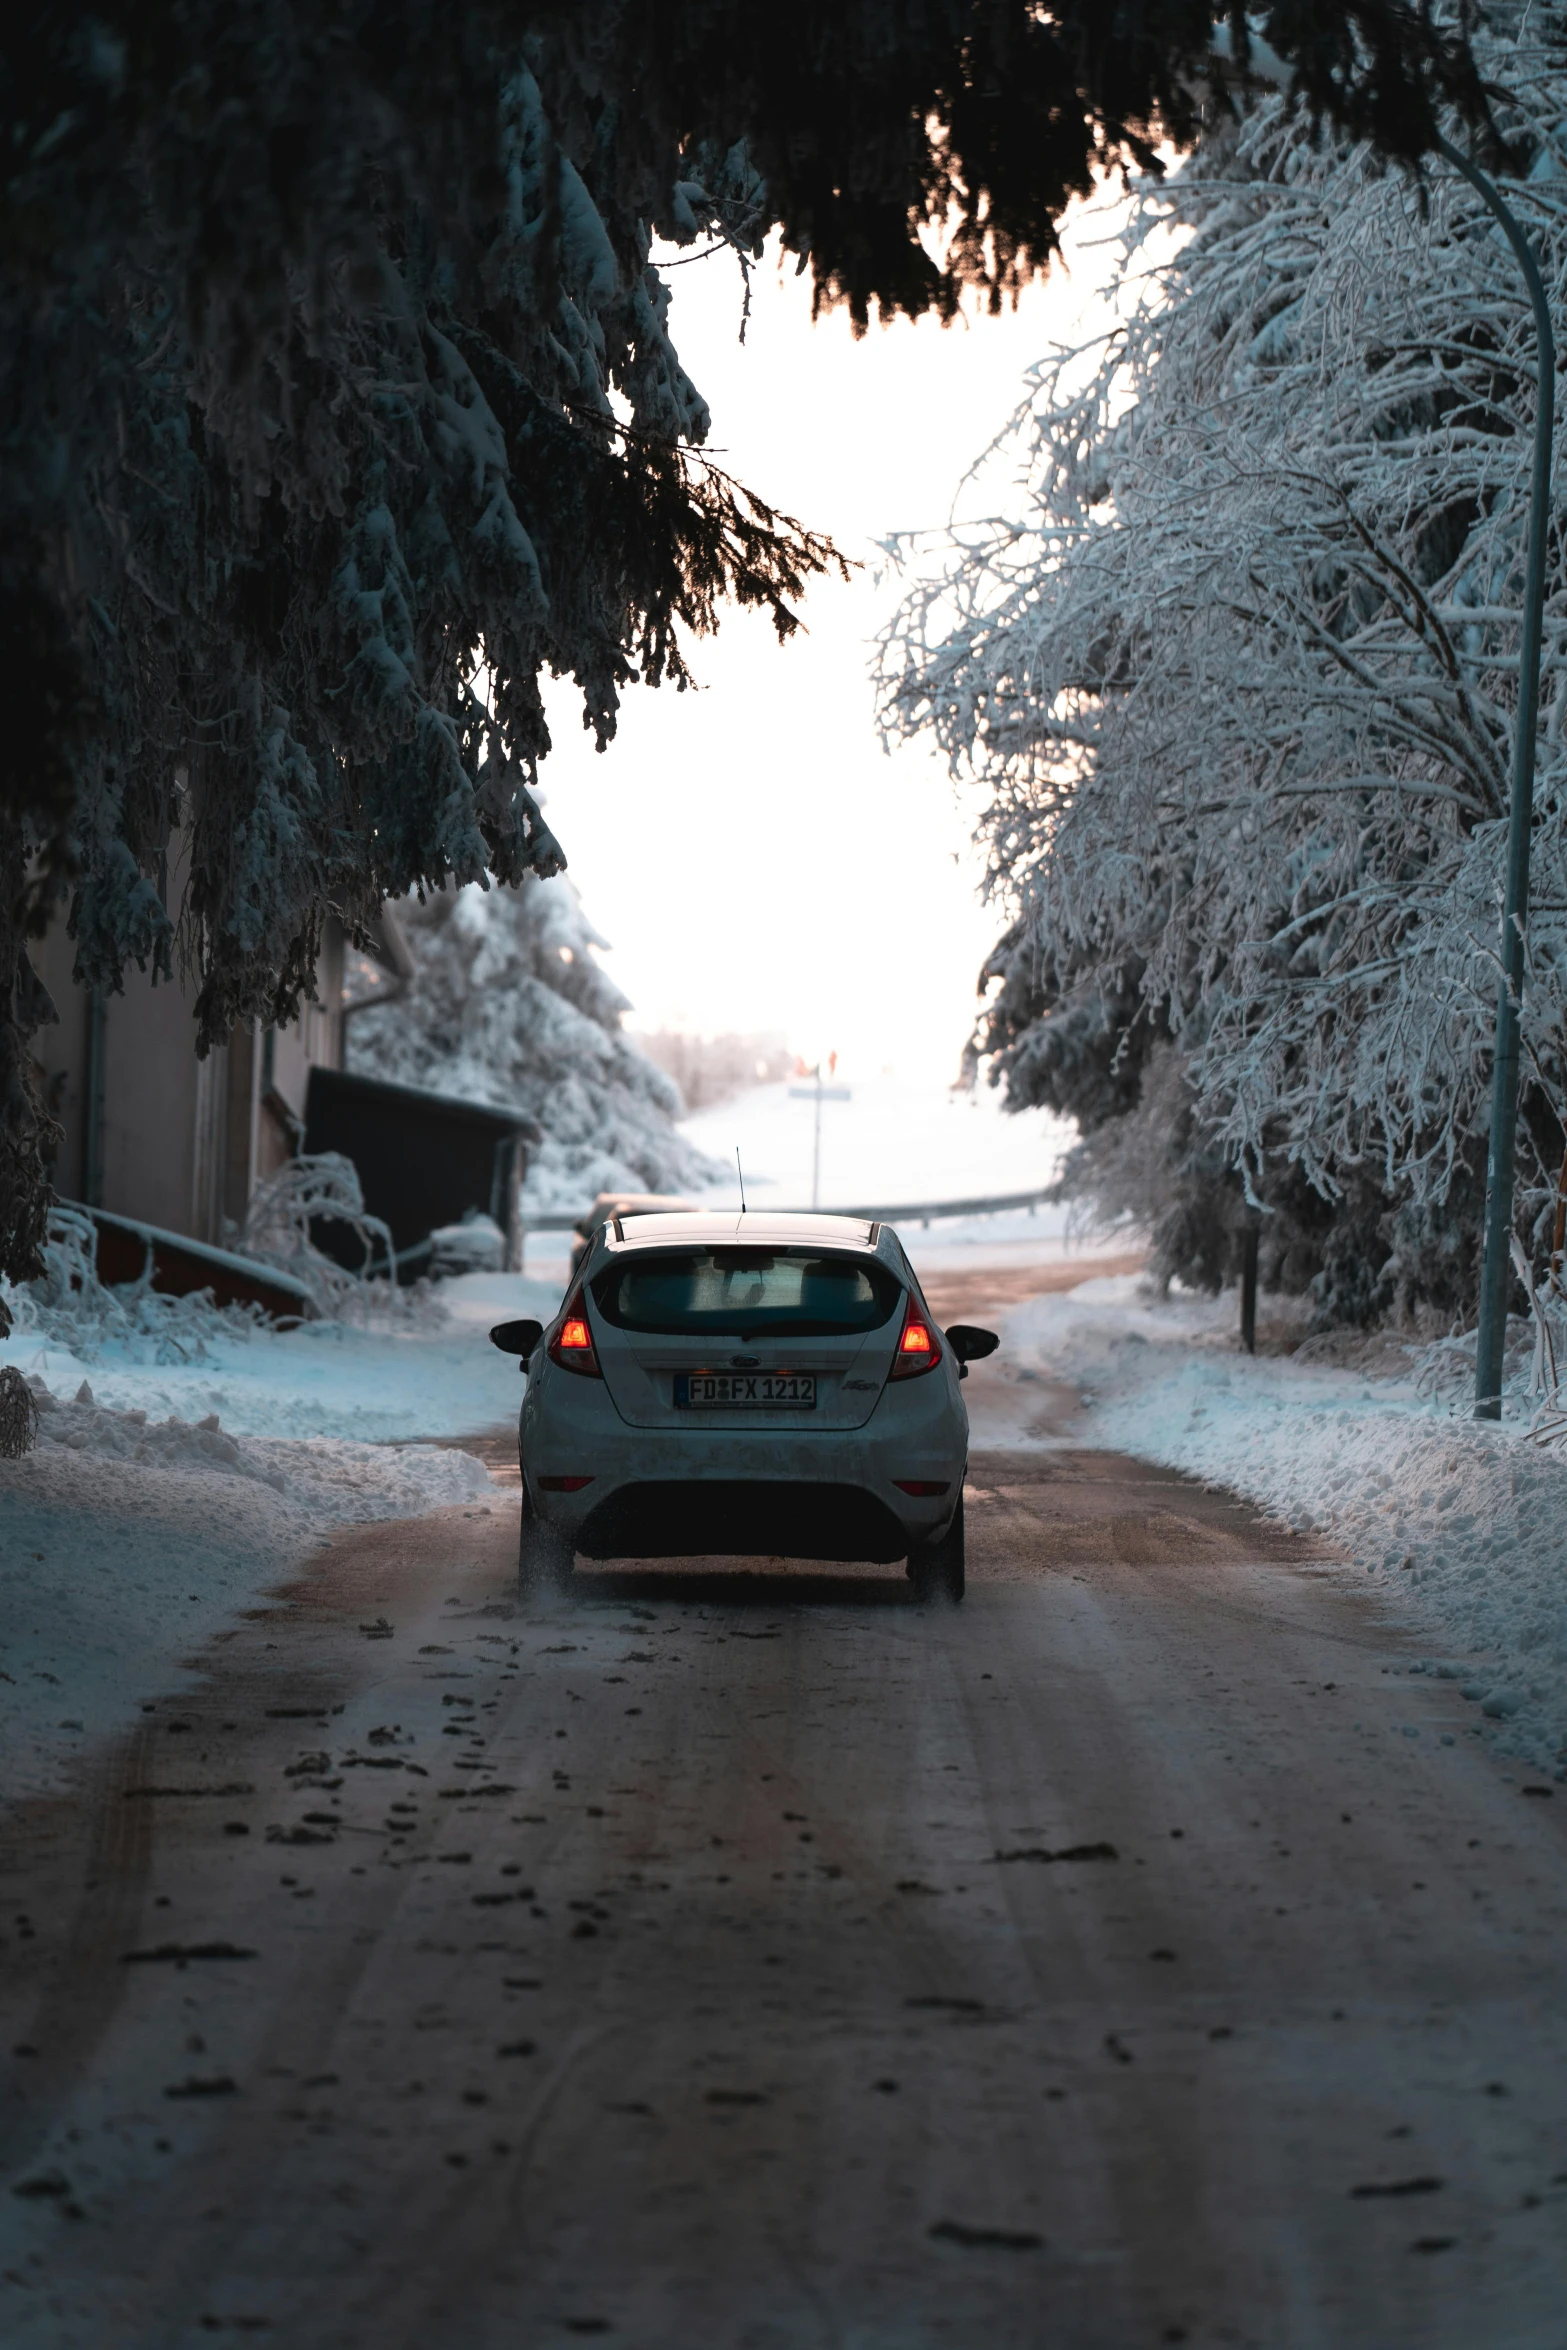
[572,1480,913,1562]
[520,1373,964,1558]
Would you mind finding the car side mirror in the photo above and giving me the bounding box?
[944,1324,999,1364]
[490,1318,543,1360]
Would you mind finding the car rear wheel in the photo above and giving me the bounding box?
[519,1488,575,1589]
[907,1497,964,1605]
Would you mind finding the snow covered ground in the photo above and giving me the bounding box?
[0,1273,561,1445]
[679,1070,1071,1216]
[520,1071,1079,1282]
[1000,1276,1567,1781]
[1,1067,1076,1808]
[11,1165,1562,1816]
[0,1273,560,1801]
[900,1210,1117,1272]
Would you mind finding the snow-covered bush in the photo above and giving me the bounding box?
[348,878,723,1215]
[0,1366,38,1458]
[235,1153,428,1320]
[877,13,1567,1324]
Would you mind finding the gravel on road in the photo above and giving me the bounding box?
[1,1327,1564,2347]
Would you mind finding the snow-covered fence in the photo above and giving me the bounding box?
[0,1172,424,1366]
[3,1206,274,1366]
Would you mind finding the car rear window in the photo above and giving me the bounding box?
[591,1249,901,1339]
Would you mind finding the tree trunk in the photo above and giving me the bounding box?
[1241,1220,1260,1356]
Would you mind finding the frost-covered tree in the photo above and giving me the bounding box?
[1,1,1497,1325]
[877,13,1567,1323]
[348,879,720,1210]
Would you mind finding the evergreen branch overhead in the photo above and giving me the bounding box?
[0,0,1495,1300]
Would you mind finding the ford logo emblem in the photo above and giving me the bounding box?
[731,1354,760,1368]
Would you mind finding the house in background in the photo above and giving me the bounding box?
[33,908,411,1246]
[304,1066,535,1280]
[29,889,533,1295]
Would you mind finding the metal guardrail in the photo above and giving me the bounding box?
[62,1202,320,1320]
[519,1186,1056,1236]
[821,1187,1056,1227]
[518,1209,685,1235]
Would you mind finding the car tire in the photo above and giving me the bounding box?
[907,1497,965,1604]
[519,1489,575,1590]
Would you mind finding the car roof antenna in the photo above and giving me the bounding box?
[736,1147,747,1214]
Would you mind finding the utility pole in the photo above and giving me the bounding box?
[1430,138,1558,1420]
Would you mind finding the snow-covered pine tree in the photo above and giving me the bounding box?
[876,12,1567,1324]
[348,881,721,1211]
[0,3,1498,1325]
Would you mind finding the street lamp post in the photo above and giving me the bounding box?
[1431,137,1558,1420]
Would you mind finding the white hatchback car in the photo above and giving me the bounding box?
[490,1211,997,1602]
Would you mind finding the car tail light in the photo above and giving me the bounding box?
[894,1479,951,1496]
[548,1291,602,1378]
[888,1296,942,1380]
[538,1475,595,1492]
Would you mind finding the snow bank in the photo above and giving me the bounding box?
[0,1388,493,1799]
[0,1272,563,1443]
[0,1273,565,1801]
[902,1214,1126,1276]
[1006,1278,1567,1779]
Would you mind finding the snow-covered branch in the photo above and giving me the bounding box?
[875,13,1567,1318]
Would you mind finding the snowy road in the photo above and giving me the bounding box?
[2,1287,1565,2346]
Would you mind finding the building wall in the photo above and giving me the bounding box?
[31,921,95,1205]
[256,926,344,1188]
[31,890,345,1247]
[101,958,207,1235]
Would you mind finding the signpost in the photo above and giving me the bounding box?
[787,1059,852,1209]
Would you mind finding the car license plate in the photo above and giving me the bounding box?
[675,1372,817,1409]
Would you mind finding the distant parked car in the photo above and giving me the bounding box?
[567,1191,695,1275]
[489,1210,998,1602]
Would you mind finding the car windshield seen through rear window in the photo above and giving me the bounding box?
[591,1248,901,1340]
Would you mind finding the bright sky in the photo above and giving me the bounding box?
[540,207,1126,1086]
